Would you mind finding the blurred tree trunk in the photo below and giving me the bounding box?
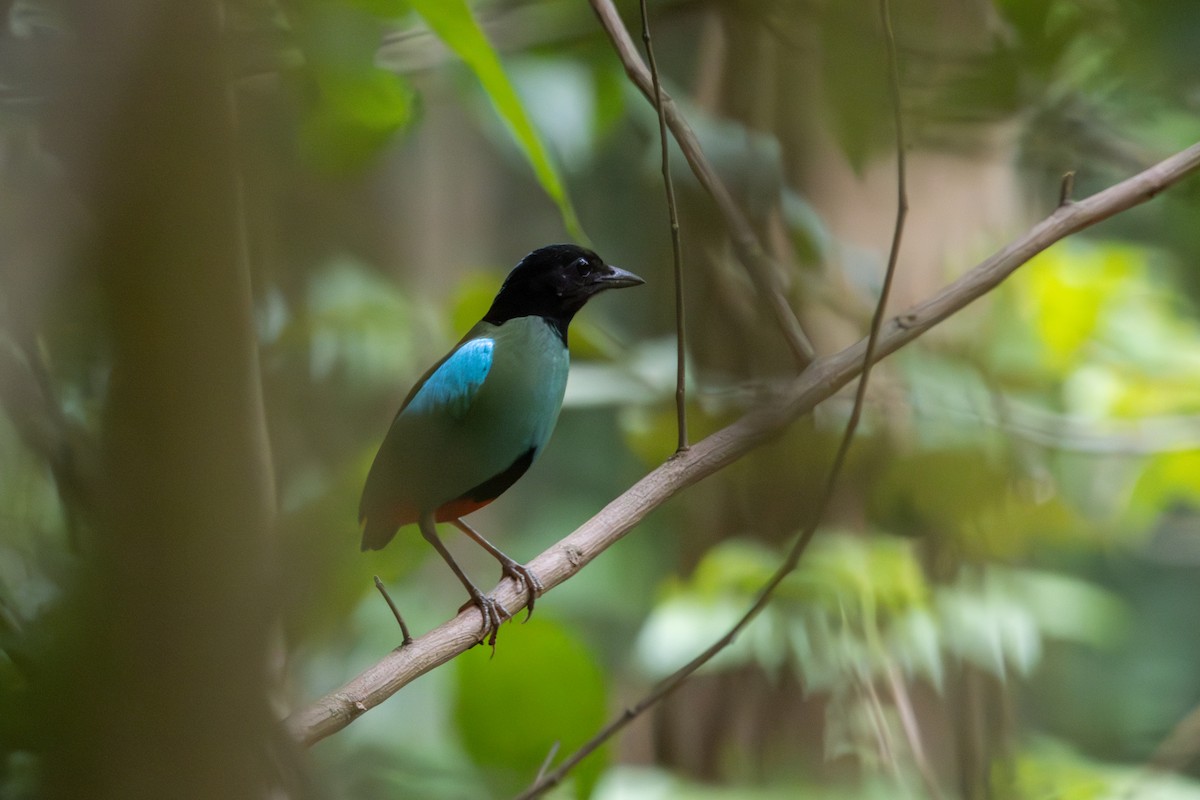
[45,1,278,798]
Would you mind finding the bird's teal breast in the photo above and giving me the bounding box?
[400,316,567,511]
[467,316,569,461]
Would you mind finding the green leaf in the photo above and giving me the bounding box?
[1003,740,1200,800]
[817,1,890,172]
[634,593,769,678]
[1127,449,1200,529]
[868,449,1094,559]
[455,618,608,798]
[885,609,945,690]
[292,1,416,172]
[299,66,416,173]
[1023,243,1138,373]
[1006,569,1128,649]
[935,581,1042,679]
[297,258,423,384]
[590,59,626,139]
[409,0,586,241]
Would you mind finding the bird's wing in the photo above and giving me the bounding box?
[402,337,494,420]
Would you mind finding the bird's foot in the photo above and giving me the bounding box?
[499,560,544,622]
[447,518,542,621]
[459,590,512,650]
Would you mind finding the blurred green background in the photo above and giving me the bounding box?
[3,0,1200,798]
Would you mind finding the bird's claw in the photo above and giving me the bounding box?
[460,591,512,650]
[501,562,544,622]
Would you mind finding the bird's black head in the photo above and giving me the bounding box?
[483,244,644,341]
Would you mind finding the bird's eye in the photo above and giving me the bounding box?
[573,257,593,277]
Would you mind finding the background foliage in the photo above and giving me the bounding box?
[3,0,1200,798]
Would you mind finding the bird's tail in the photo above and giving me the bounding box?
[359,514,399,552]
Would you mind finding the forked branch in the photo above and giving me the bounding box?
[286,140,1200,747]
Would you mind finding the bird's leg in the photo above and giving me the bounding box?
[450,517,544,621]
[418,513,510,648]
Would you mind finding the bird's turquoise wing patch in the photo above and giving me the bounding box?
[405,338,494,419]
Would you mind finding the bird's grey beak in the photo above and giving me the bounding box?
[595,265,645,289]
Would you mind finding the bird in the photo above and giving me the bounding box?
[359,244,644,645]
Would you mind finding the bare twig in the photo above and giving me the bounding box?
[874,13,937,796]
[1059,171,1076,207]
[886,663,944,800]
[639,0,688,452]
[534,741,560,784]
[513,4,910,792]
[860,672,900,774]
[286,140,1200,748]
[373,576,413,647]
[589,0,816,368]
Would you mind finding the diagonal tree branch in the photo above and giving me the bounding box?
[588,0,816,368]
[286,139,1200,747]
